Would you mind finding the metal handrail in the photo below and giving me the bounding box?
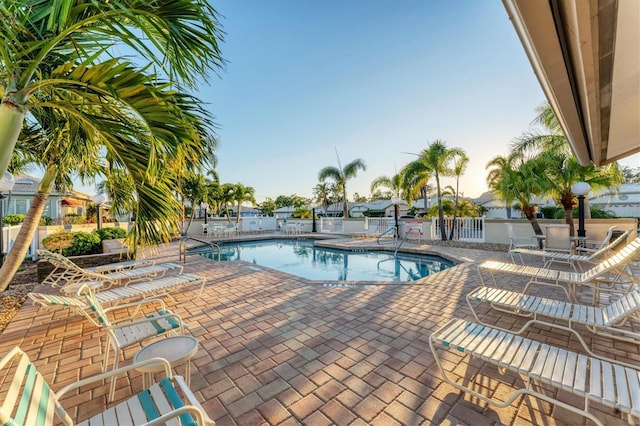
[179,236,220,263]
[376,227,396,245]
[393,226,420,256]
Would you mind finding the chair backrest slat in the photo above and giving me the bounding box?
[0,348,67,426]
[582,237,640,281]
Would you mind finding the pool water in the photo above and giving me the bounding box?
[197,239,456,282]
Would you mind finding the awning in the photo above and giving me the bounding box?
[502,0,640,166]
[61,198,83,207]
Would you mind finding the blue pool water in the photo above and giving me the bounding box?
[197,239,456,282]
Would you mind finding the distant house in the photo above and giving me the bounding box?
[1,175,92,219]
[589,184,640,218]
[324,199,409,218]
[472,184,640,219]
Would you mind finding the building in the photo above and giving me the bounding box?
[473,184,640,219]
[1,175,92,220]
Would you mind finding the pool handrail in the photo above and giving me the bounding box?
[179,236,221,263]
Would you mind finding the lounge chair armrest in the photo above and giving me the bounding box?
[107,311,184,331]
[144,404,211,426]
[101,297,167,315]
[55,357,172,397]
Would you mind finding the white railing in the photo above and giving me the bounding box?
[430,216,485,241]
[2,224,39,261]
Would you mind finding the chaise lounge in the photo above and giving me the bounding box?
[429,318,640,426]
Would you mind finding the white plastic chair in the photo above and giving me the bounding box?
[504,223,537,262]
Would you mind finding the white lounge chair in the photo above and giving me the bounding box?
[38,248,155,287]
[505,223,538,262]
[0,346,213,425]
[28,273,207,312]
[430,318,640,426]
[575,225,618,255]
[510,227,634,271]
[467,286,640,359]
[79,284,186,401]
[478,237,640,303]
[38,249,183,293]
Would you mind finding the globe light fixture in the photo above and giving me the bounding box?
[571,181,591,239]
[201,202,209,233]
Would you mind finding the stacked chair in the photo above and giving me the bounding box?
[429,231,640,426]
[13,250,210,412]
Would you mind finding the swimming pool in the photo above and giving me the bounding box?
[196,239,456,282]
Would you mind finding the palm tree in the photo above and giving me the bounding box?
[232,183,256,223]
[176,173,208,236]
[511,103,623,234]
[487,155,550,239]
[448,150,469,240]
[401,140,457,240]
[313,182,336,212]
[0,1,224,289]
[318,158,367,218]
[370,174,402,201]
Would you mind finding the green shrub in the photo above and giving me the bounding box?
[95,227,127,241]
[39,216,53,226]
[2,214,25,225]
[540,206,560,219]
[62,214,87,225]
[42,231,101,256]
[42,231,74,253]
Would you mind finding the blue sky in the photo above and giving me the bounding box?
[76,1,637,201]
[207,0,548,202]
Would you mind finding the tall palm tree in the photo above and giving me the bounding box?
[402,140,457,240]
[0,0,224,289]
[448,150,469,240]
[318,158,367,218]
[511,103,623,233]
[232,183,256,223]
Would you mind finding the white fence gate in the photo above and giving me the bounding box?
[430,216,485,241]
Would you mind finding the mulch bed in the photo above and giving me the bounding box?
[0,261,38,333]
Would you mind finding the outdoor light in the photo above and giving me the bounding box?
[0,172,16,266]
[571,181,591,239]
[391,195,400,239]
[310,202,317,233]
[92,194,106,230]
[201,202,209,234]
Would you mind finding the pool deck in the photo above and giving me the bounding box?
[1,233,638,425]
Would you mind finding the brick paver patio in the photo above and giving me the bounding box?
[1,235,637,425]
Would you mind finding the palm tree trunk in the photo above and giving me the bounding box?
[0,102,26,177]
[342,188,348,218]
[435,176,447,240]
[0,191,48,291]
[0,167,57,290]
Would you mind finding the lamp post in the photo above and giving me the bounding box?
[571,181,591,239]
[0,172,16,266]
[201,202,209,234]
[310,202,317,233]
[391,195,400,239]
[92,194,106,230]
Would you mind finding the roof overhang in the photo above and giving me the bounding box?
[502,0,639,166]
